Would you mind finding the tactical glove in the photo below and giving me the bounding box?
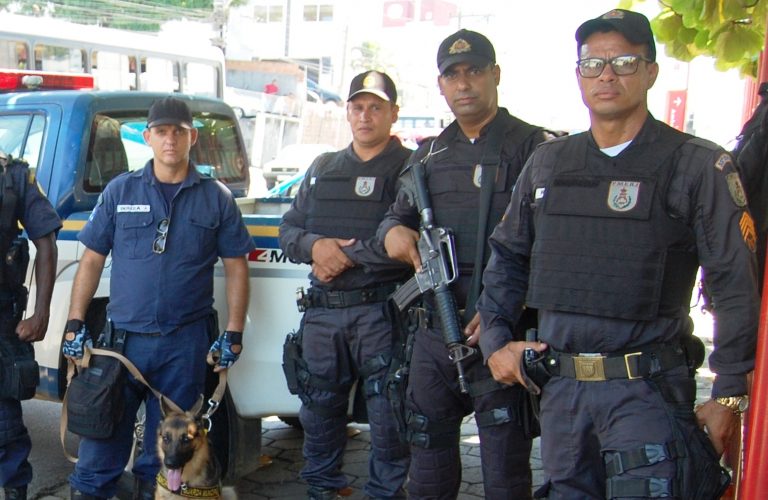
[62,319,92,360]
[208,330,242,369]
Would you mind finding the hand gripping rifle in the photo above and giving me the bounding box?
[390,146,475,393]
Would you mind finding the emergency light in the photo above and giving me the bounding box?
[0,69,94,92]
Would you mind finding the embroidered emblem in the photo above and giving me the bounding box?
[363,73,377,89]
[726,172,747,207]
[607,181,639,212]
[740,211,757,253]
[355,176,376,197]
[449,38,471,55]
[725,172,747,208]
[473,164,482,188]
[602,9,625,20]
[714,153,732,171]
[535,187,546,200]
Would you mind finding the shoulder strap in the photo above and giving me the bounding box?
[464,119,506,321]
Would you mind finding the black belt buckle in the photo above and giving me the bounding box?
[325,291,345,308]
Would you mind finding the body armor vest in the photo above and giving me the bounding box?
[426,117,542,269]
[304,149,407,241]
[526,129,699,321]
[0,163,26,291]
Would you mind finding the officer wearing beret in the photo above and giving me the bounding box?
[280,71,411,499]
[380,30,550,499]
[477,9,758,498]
[0,155,60,500]
[63,96,254,500]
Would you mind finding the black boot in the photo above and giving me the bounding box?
[3,486,27,500]
[70,487,106,500]
[132,477,155,500]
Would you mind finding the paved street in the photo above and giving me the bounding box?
[32,309,716,500]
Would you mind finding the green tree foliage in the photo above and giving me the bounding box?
[620,0,767,76]
[0,0,244,32]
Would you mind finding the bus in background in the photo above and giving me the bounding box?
[393,112,452,149]
[0,12,224,99]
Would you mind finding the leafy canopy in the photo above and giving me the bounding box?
[619,0,767,77]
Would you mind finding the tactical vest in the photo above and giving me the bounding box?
[525,129,699,321]
[304,149,408,240]
[0,162,26,291]
[426,116,542,269]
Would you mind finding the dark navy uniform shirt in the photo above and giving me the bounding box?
[79,162,254,334]
[477,116,759,397]
[11,164,62,241]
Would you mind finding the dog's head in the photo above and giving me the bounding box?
[157,396,207,492]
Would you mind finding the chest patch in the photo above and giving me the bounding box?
[607,181,640,212]
[473,164,482,188]
[117,204,150,213]
[354,177,376,197]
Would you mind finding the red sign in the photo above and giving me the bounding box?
[383,0,414,27]
[665,90,687,131]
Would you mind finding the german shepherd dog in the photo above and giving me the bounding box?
[155,396,236,500]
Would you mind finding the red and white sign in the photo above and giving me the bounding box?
[665,90,687,131]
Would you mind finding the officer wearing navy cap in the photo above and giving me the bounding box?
[63,96,255,500]
[380,29,551,499]
[280,71,411,499]
[477,9,757,498]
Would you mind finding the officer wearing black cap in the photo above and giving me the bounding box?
[379,30,550,499]
[280,70,411,500]
[477,9,757,499]
[63,96,254,500]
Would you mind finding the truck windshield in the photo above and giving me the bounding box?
[84,111,247,193]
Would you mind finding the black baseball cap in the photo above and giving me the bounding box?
[576,9,656,61]
[347,70,398,103]
[147,96,194,129]
[437,29,496,74]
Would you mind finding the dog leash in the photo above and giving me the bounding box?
[60,346,228,462]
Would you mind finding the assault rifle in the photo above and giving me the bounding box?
[390,147,475,393]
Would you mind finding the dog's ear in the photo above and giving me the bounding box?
[189,394,206,417]
[159,395,175,418]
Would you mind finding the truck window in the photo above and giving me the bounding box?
[83,110,247,193]
[0,112,45,171]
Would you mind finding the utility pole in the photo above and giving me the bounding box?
[212,0,229,54]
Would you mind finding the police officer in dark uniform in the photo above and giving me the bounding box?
[477,10,758,499]
[279,71,411,500]
[0,154,60,500]
[62,97,254,500]
[379,30,550,499]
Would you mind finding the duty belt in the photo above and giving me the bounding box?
[296,283,398,311]
[547,343,687,381]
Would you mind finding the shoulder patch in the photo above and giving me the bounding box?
[740,211,757,253]
[686,136,719,151]
[714,153,732,171]
[726,172,748,208]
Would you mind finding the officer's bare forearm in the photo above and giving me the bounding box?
[68,248,107,320]
[223,255,249,332]
[31,232,57,318]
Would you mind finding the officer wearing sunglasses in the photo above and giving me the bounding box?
[62,97,254,500]
[477,9,757,499]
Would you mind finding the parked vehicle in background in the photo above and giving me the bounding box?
[262,142,334,189]
[306,79,343,105]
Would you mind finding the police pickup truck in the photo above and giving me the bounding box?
[0,72,308,481]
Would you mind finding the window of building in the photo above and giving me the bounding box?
[303,4,333,22]
[255,4,284,23]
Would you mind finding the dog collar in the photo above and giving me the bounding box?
[156,472,222,498]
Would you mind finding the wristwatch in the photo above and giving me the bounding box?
[714,395,749,414]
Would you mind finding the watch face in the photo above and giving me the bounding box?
[738,397,749,412]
